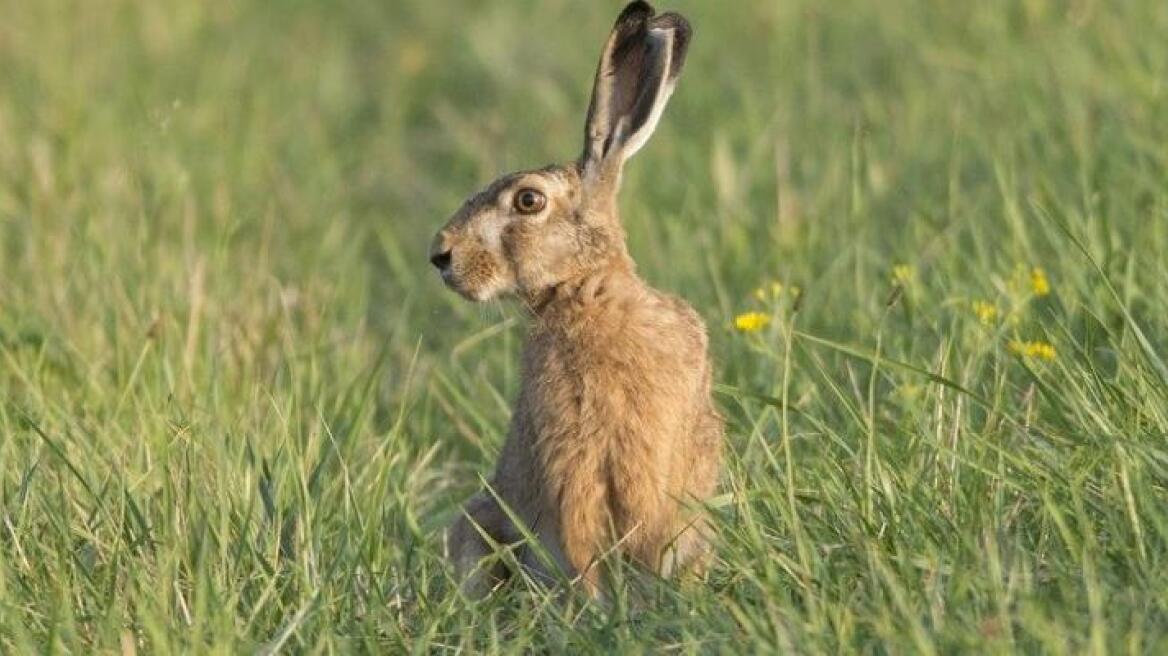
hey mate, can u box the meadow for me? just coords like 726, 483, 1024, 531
2, 0, 1167, 652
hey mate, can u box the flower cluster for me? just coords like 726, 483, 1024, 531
948, 264, 1059, 362
1008, 339, 1056, 361
971, 300, 1000, 326
734, 279, 799, 333
1030, 267, 1050, 297
892, 265, 915, 287
735, 263, 1060, 363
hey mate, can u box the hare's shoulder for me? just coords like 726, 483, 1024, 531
612, 286, 709, 368
589, 284, 709, 376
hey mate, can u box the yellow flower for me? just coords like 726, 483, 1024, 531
1008, 340, 1056, 361
1030, 267, 1050, 297
892, 264, 915, 286
734, 312, 771, 333
972, 300, 1000, 326
1034, 342, 1056, 360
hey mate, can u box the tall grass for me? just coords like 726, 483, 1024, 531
2, 0, 1166, 651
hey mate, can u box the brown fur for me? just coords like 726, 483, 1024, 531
431, 2, 721, 598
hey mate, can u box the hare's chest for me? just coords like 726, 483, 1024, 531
517, 337, 599, 440
518, 328, 685, 459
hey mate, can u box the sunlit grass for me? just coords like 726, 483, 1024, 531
2, 0, 1167, 652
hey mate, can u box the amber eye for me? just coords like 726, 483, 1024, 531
513, 188, 547, 214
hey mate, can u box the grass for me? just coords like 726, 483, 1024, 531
2, 0, 1167, 652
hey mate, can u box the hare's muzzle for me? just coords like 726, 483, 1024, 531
429, 231, 454, 277
429, 248, 452, 273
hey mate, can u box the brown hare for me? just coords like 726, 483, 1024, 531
430, 1, 722, 598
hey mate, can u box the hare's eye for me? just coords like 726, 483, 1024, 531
513, 188, 547, 215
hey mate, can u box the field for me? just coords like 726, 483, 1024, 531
2, 0, 1167, 652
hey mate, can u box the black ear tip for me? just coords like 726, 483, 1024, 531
651, 12, 692, 40
650, 12, 693, 73
617, 1, 655, 25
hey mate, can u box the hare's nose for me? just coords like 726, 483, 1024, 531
430, 248, 452, 272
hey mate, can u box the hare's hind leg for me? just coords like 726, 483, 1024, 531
447, 493, 511, 597
664, 410, 723, 579
661, 517, 714, 578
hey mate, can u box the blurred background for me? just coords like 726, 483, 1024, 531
2, 0, 1167, 651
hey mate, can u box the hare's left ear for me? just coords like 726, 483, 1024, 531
581, 1, 692, 181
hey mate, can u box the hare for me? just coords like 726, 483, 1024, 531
430, 1, 722, 598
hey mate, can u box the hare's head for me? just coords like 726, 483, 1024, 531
429, 1, 691, 303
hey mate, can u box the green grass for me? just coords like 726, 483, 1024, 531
2, 0, 1167, 652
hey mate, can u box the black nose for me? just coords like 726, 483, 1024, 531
430, 249, 452, 271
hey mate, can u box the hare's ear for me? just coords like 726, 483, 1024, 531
581, 1, 692, 181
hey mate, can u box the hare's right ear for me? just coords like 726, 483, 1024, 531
580, 1, 692, 184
